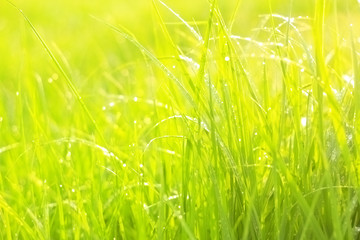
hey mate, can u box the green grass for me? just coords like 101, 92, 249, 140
1, 0, 360, 239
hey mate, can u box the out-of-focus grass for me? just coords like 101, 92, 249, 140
1, 0, 360, 239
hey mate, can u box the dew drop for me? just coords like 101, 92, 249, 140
301, 117, 307, 127
331, 87, 338, 95
224, 56, 230, 61
52, 73, 58, 80
133, 97, 138, 102
66, 151, 71, 160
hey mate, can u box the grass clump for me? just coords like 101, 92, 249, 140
1, 0, 360, 239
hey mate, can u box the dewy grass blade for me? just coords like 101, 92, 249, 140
157, 0, 203, 42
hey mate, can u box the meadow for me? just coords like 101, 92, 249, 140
1, 0, 360, 239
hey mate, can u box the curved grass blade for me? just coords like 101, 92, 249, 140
7, 1, 106, 145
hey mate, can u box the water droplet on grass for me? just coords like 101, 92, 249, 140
331, 86, 338, 95
123, 163, 126, 167
66, 151, 71, 160
133, 97, 138, 102
301, 117, 307, 127
72, 189, 75, 193
224, 56, 230, 61
109, 102, 115, 107
343, 74, 354, 87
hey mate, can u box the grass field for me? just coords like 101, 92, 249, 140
1, 0, 360, 239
